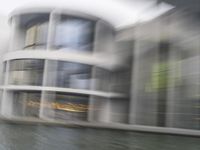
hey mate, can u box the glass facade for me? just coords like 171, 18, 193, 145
131, 13, 200, 129
12, 91, 41, 117
9, 59, 44, 86
0, 62, 6, 85
131, 40, 159, 126
12, 13, 95, 52
166, 40, 200, 129
110, 70, 131, 94
44, 92, 89, 121
54, 16, 95, 52
46, 60, 92, 89
0, 90, 2, 112
7, 59, 112, 91
10, 13, 50, 51
24, 22, 48, 50
1, 11, 132, 126
92, 67, 111, 92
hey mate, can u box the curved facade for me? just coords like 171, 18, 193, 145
0, 7, 128, 122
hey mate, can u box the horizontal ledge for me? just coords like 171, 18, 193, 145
3, 50, 112, 70
0, 85, 127, 98
1, 116, 200, 137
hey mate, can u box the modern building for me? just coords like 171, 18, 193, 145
0, 6, 130, 123
0, 2, 199, 132
123, 8, 200, 130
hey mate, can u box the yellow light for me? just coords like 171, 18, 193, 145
26, 100, 88, 112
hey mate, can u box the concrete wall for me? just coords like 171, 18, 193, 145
128, 9, 200, 129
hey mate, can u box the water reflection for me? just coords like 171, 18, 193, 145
0, 123, 199, 150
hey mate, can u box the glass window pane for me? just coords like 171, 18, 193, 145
36, 22, 48, 45
24, 22, 48, 50
25, 25, 37, 47
54, 17, 95, 52
9, 59, 44, 86
44, 92, 89, 121
12, 91, 41, 118
47, 61, 92, 89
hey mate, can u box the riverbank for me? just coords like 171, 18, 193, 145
0, 116, 200, 137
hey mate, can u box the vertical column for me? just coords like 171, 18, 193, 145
128, 35, 140, 124
87, 68, 97, 122
9, 16, 26, 51
88, 20, 99, 122
1, 61, 13, 117
8, 16, 18, 51
129, 21, 160, 125
88, 20, 114, 122
39, 10, 60, 120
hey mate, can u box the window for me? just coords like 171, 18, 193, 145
44, 92, 89, 121
47, 61, 92, 89
12, 91, 41, 117
24, 22, 48, 49
9, 59, 44, 85
54, 16, 95, 52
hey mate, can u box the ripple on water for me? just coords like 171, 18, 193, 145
0, 123, 199, 150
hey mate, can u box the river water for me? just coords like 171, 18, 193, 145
0, 123, 199, 150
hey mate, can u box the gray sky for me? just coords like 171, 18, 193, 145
0, 0, 174, 28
